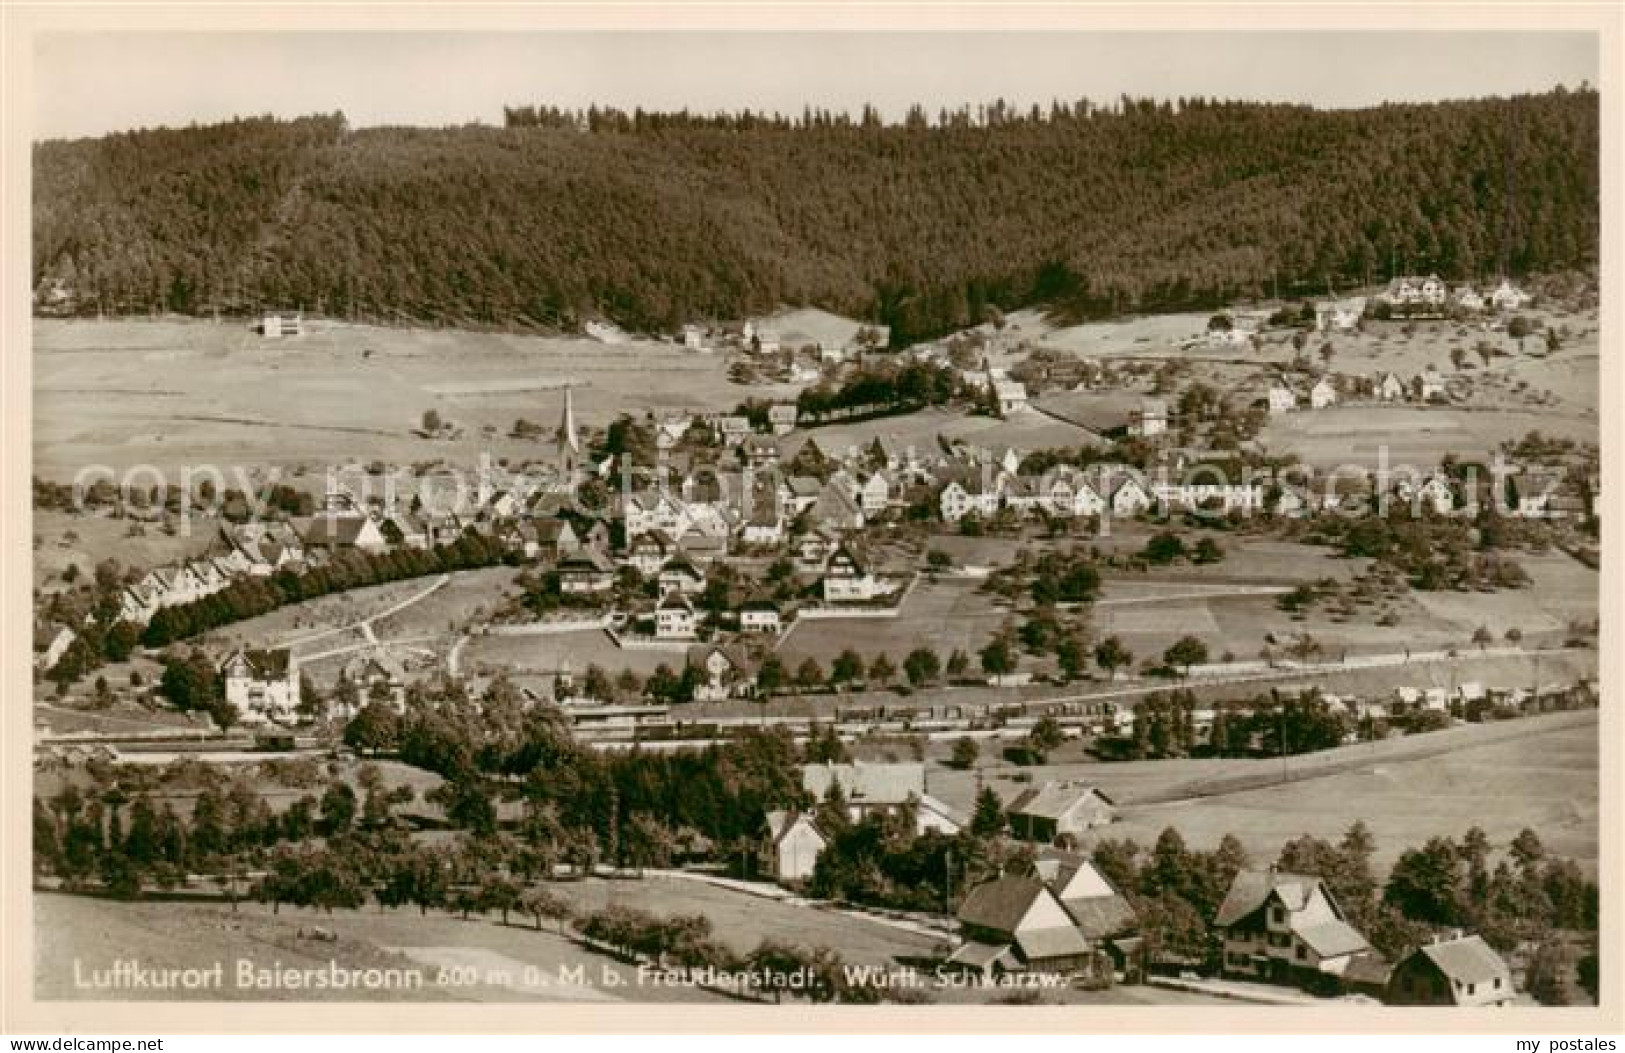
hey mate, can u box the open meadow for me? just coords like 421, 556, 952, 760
930, 709, 1599, 880
33, 318, 770, 480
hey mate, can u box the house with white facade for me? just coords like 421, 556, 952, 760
220, 648, 301, 724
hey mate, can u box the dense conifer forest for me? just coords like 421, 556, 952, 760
32, 89, 1597, 345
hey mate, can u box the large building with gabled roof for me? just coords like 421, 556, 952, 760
1215, 868, 1372, 988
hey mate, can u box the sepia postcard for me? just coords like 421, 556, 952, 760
2, 2, 1620, 1037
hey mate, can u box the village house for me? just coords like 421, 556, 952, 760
1128, 398, 1169, 438
1215, 869, 1372, 989
762, 810, 827, 883
738, 600, 783, 635
220, 647, 301, 724
993, 377, 1030, 415
33, 624, 76, 673
532, 518, 582, 561
767, 403, 799, 435
809, 479, 866, 533
1489, 279, 1531, 312
220, 520, 305, 575
1374, 371, 1408, 402
686, 643, 758, 702
793, 527, 839, 573
742, 435, 780, 471
1097, 469, 1154, 517
1309, 376, 1339, 409
1507, 471, 1559, 518
380, 511, 431, 551
341, 650, 407, 712
1032, 848, 1142, 975
1414, 367, 1448, 402
1381, 274, 1448, 309
655, 590, 699, 640
680, 323, 708, 351
626, 530, 678, 576
779, 475, 824, 518
946, 875, 1098, 980
787, 360, 820, 384
714, 415, 753, 446
1006, 783, 1116, 844
801, 761, 961, 834
300, 512, 388, 555
658, 554, 707, 596
558, 549, 617, 595
821, 544, 881, 603
1040, 468, 1106, 519
1150, 481, 1266, 516
1267, 380, 1300, 415
259, 311, 303, 338
1315, 297, 1366, 333
1394, 472, 1456, 515
1455, 285, 1486, 312
1386, 933, 1514, 1007
741, 505, 785, 546
624, 490, 691, 538
856, 471, 893, 517
939, 471, 1004, 523
752, 327, 782, 356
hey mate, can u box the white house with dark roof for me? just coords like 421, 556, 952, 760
1385, 932, 1514, 1006
739, 601, 783, 634
821, 544, 880, 603
686, 643, 759, 702
1215, 869, 1371, 987
655, 590, 698, 640
220, 647, 300, 724
558, 548, 617, 594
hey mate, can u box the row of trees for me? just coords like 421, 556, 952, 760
142, 531, 514, 648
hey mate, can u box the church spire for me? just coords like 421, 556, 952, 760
558, 384, 580, 456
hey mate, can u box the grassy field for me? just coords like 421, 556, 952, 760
32, 510, 222, 592
1257, 404, 1598, 473
777, 578, 1011, 668
929, 709, 1598, 879
33, 318, 763, 480
33, 893, 716, 1002
34, 882, 1241, 1006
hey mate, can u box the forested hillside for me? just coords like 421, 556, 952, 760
32, 90, 1598, 345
